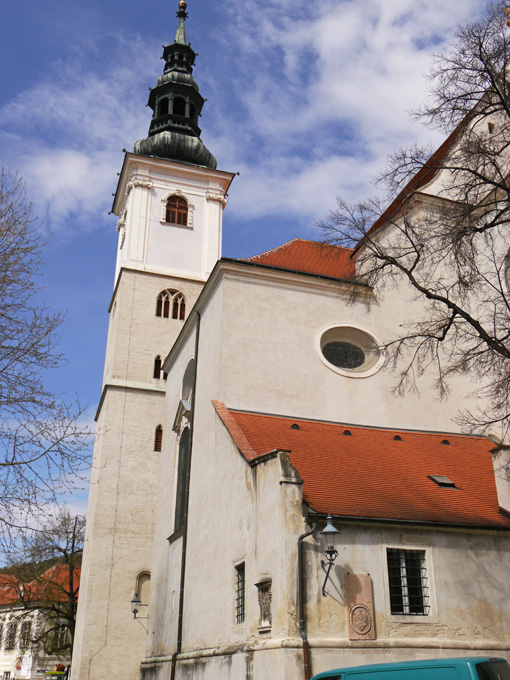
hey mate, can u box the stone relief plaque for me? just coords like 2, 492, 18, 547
344, 572, 376, 640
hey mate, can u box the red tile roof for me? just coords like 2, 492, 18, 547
212, 402, 510, 529
242, 238, 355, 280
0, 565, 80, 606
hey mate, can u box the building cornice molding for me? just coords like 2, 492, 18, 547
112, 152, 236, 216
95, 381, 165, 421
140, 636, 510, 663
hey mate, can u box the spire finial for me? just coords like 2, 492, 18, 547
174, 0, 189, 45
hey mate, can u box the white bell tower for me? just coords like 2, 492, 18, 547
72, 3, 234, 679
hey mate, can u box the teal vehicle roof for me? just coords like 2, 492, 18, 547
312, 657, 506, 678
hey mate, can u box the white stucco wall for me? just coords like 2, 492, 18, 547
144, 260, 510, 680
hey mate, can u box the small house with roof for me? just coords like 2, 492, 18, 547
0, 566, 79, 680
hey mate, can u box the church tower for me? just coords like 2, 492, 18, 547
71, 5, 234, 679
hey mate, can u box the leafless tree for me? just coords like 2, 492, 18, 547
320, 2, 510, 440
3, 509, 84, 659
0, 166, 90, 536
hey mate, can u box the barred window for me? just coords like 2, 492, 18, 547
387, 548, 429, 616
235, 563, 245, 624
5, 622, 17, 649
165, 195, 188, 226
154, 425, 163, 452
156, 290, 186, 321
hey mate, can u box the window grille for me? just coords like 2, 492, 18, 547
165, 196, 188, 226
235, 563, 245, 624
5, 622, 17, 649
387, 548, 429, 615
154, 425, 163, 452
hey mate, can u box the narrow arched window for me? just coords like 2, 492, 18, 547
153, 356, 168, 380
173, 97, 186, 116
172, 292, 186, 320
154, 425, 163, 452
165, 195, 188, 226
136, 572, 151, 608
156, 290, 172, 318
158, 98, 169, 117
154, 356, 162, 379
174, 427, 191, 531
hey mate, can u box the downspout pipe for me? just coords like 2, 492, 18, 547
298, 524, 316, 680
171, 310, 201, 680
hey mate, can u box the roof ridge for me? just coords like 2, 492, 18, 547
243, 237, 354, 262
242, 237, 301, 261
224, 406, 488, 440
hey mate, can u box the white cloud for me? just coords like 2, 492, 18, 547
0, 1, 488, 235
0, 34, 157, 234
203, 0, 486, 223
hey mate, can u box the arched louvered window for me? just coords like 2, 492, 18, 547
154, 425, 163, 452
165, 195, 188, 226
156, 290, 186, 320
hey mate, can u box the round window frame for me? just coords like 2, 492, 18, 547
316, 323, 385, 378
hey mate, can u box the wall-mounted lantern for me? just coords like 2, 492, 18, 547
319, 514, 340, 596
130, 592, 148, 630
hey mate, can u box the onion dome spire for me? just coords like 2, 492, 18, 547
134, 0, 217, 169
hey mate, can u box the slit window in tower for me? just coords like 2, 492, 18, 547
172, 292, 186, 320
154, 356, 163, 379
173, 97, 186, 116
166, 196, 188, 226
154, 425, 163, 452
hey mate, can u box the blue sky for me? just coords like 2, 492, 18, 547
0, 0, 486, 511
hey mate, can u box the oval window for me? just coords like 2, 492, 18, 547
317, 325, 384, 378
323, 341, 365, 369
